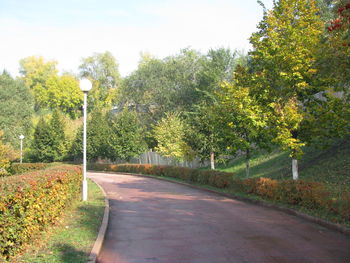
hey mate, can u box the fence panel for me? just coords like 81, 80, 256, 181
97, 151, 209, 168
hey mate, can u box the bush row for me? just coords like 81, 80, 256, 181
8, 163, 54, 176
235, 177, 350, 221
88, 163, 234, 188
0, 165, 82, 260
89, 163, 350, 222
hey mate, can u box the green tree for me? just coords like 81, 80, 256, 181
69, 110, 111, 161
29, 111, 66, 162
29, 118, 54, 162
197, 48, 237, 97
216, 67, 271, 177
19, 56, 58, 110
121, 55, 172, 150
187, 48, 242, 169
249, 0, 347, 179
121, 49, 204, 149
121, 56, 165, 114
49, 110, 67, 161
19, 56, 58, 89
122, 49, 204, 119
107, 109, 147, 161
0, 71, 34, 147
70, 109, 146, 162
79, 51, 121, 109
154, 113, 194, 162
19, 56, 83, 116
187, 103, 224, 169
40, 73, 83, 118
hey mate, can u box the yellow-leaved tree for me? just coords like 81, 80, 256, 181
154, 113, 195, 163
250, 0, 333, 180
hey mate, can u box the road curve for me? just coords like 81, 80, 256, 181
88, 172, 350, 263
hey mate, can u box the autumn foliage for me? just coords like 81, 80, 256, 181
88, 163, 233, 188
8, 163, 53, 175
326, 1, 350, 51
328, 3, 350, 32
0, 165, 82, 260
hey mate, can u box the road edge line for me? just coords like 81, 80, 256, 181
87, 177, 110, 263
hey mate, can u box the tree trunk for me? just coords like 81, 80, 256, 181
210, 152, 215, 170
246, 148, 250, 177
292, 158, 298, 180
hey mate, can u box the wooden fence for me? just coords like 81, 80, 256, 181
97, 151, 210, 168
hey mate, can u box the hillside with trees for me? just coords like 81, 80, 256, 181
0, 0, 348, 184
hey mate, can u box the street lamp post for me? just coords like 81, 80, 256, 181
80, 78, 92, 201
19, 135, 24, 164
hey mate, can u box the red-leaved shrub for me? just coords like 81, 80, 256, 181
0, 165, 82, 259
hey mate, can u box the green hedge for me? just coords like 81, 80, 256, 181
0, 165, 82, 260
89, 163, 350, 222
8, 163, 53, 176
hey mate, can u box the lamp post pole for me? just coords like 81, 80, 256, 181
19, 135, 24, 164
80, 79, 92, 201
82, 91, 88, 201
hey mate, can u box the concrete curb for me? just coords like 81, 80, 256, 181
87, 177, 110, 263
90, 170, 350, 237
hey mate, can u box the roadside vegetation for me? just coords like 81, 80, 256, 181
13, 179, 105, 263
218, 136, 350, 193
0, 164, 105, 262
1, 0, 348, 183
0, 165, 81, 260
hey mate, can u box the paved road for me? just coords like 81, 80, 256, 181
88, 172, 350, 263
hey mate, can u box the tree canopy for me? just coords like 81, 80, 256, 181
19, 56, 82, 116
79, 51, 122, 110
1, 0, 349, 181
0, 71, 34, 148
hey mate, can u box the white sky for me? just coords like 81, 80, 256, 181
0, 0, 273, 77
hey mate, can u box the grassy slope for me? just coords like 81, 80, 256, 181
217, 136, 350, 193
13, 179, 105, 263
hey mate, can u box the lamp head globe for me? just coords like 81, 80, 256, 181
80, 79, 92, 92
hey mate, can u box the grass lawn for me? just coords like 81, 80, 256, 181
216, 136, 350, 194
12, 179, 105, 263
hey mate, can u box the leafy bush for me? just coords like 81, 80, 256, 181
0, 165, 82, 260
240, 178, 329, 208
230, 177, 349, 221
276, 180, 329, 208
88, 163, 234, 189
8, 163, 53, 175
